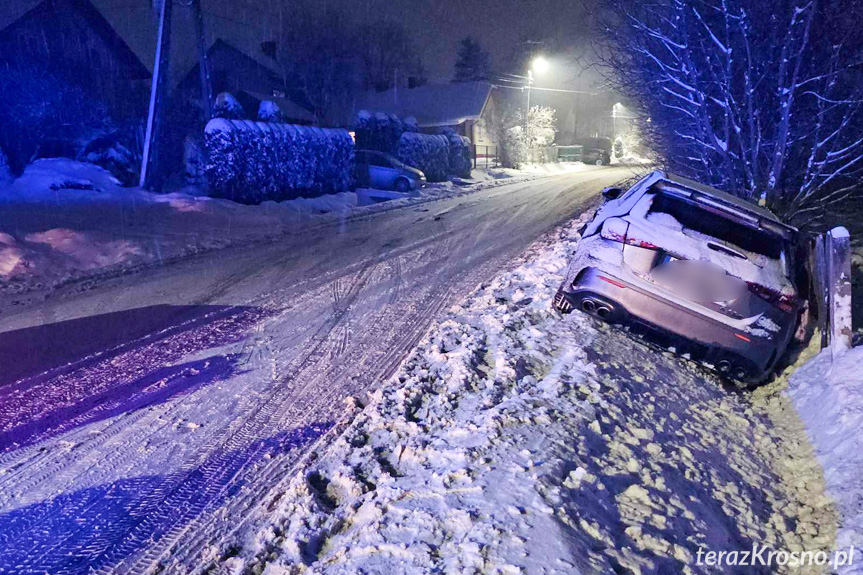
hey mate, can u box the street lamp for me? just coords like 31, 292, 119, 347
525, 56, 549, 149
532, 56, 549, 75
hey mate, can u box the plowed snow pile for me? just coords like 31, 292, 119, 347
206, 214, 836, 575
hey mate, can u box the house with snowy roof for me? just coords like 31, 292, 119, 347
346, 82, 500, 148
0, 0, 312, 123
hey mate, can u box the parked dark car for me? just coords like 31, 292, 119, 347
554, 171, 801, 385
354, 150, 426, 192
582, 147, 612, 166
574, 137, 613, 165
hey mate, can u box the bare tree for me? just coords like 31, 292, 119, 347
278, 4, 427, 122
590, 0, 863, 226
277, 3, 359, 123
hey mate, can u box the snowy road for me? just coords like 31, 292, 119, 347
0, 167, 633, 575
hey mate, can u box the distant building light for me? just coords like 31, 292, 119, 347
349, 131, 356, 142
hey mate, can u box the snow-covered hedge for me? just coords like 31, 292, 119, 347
397, 132, 450, 182
257, 100, 282, 122
447, 133, 472, 178
356, 111, 468, 181
204, 118, 354, 204
213, 92, 245, 120
354, 111, 414, 156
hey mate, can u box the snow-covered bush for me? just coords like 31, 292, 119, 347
258, 100, 282, 122
213, 92, 245, 120
526, 106, 557, 148
0, 58, 112, 175
493, 105, 556, 169
447, 133, 472, 178
397, 132, 450, 182
79, 128, 141, 186
204, 119, 354, 203
500, 126, 527, 169
354, 111, 416, 155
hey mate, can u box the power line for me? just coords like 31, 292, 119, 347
492, 84, 602, 95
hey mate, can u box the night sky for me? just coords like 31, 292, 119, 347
268, 0, 594, 85
382, 0, 593, 83
0, 0, 594, 87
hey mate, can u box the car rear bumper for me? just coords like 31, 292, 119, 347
556, 267, 794, 380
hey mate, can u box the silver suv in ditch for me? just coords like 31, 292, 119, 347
554, 171, 801, 384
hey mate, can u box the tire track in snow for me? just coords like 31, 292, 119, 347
0, 170, 629, 575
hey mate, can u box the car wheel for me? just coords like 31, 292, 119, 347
395, 178, 411, 193
595, 158, 604, 166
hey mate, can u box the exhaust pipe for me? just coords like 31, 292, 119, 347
717, 359, 732, 373
581, 300, 596, 313
596, 306, 611, 319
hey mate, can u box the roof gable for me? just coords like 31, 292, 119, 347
0, 0, 283, 87
0, 0, 149, 79
356, 82, 494, 127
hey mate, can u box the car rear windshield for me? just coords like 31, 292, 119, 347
648, 193, 785, 258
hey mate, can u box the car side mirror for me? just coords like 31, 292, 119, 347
602, 187, 623, 201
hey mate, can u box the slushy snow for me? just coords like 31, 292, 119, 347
204, 211, 837, 575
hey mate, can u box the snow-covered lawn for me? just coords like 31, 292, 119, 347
204, 212, 836, 575
0, 159, 603, 297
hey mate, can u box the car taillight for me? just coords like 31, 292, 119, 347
601, 218, 659, 249
600, 218, 629, 242
625, 237, 660, 249
746, 281, 796, 312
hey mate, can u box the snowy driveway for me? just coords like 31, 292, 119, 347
0, 167, 633, 574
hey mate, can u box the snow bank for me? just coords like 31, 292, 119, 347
209, 210, 834, 575
0, 160, 611, 296
0, 160, 359, 292
785, 346, 863, 575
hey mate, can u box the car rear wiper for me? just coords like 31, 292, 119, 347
707, 241, 748, 260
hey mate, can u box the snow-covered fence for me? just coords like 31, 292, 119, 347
447, 134, 472, 178
204, 118, 354, 204
812, 226, 853, 355
397, 132, 449, 182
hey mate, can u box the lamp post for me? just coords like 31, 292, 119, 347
525, 69, 533, 143
525, 56, 549, 150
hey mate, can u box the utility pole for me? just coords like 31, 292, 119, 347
525, 69, 533, 148
191, 0, 212, 122
140, 0, 173, 190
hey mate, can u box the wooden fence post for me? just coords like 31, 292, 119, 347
827, 226, 853, 355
